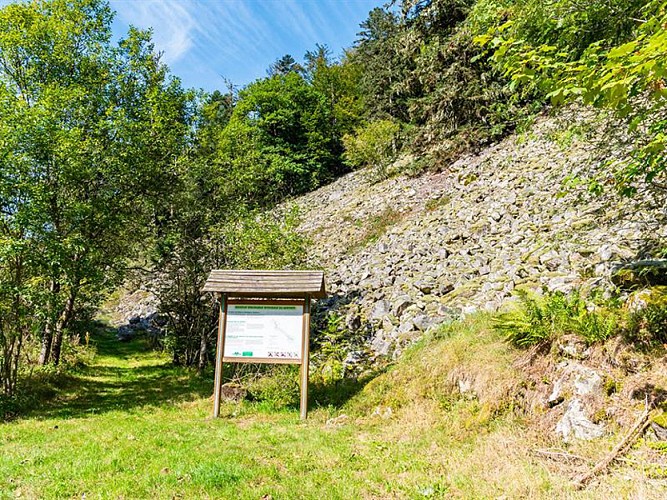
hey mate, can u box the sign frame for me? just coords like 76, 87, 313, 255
212, 294, 312, 419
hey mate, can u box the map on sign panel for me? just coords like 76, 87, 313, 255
224, 303, 303, 360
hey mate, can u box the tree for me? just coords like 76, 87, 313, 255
0, 0, 193, 374
351, 7, 411, 121
215, 72, 340, 205
267, 54, 304, 77
477, 0, 667, 194
304, 45, 364, 139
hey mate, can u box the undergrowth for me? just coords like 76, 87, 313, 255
493, 289, 619, 347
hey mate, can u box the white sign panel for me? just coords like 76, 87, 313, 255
225, 303, 304, 361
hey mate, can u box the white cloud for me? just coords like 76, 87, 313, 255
112, 0, 198, 64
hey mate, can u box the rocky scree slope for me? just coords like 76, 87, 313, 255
292, 110, 666, 361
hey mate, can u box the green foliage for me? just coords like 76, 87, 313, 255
305, 46, 364, 136
311, 312, 349, 384
149, 46, 361, 372
476, 0, 667, 193
350, 0, 535, 164
494, 290, 618, 347
626, 289, 667, 347
153, 203, 307, 369
0, 0, 193, 394
343, 119, 401, 177
245, 365, 300, 409
267, 54, 303, 77
352, 7, 410, 122
216, 207, 308, 270
216, 72, 346, 206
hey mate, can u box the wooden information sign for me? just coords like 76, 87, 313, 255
202, 270, 326, 419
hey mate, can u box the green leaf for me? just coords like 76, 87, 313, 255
607, 41, 638, 59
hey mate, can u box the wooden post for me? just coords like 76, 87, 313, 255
300, 295, 311, 420
213, 293, 228, 418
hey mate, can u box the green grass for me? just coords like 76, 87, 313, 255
1, 320, 664, 498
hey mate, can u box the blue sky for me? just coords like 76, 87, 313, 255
109, 0, 383, 92
0, 0, 382, 91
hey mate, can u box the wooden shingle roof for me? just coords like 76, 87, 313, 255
202, 269, 326, 299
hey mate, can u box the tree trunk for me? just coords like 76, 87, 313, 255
39, 321, 53, 366
39, 280, 60, 366
50, 289, 77, 366
50, 323, 64, 367
197, 326, 209, 374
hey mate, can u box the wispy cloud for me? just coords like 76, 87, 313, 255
113, 0, 198, 64
109, 0, 380, 90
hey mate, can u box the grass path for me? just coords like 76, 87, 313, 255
0, 329, 449, 499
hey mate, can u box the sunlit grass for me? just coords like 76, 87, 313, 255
1, 320, 665, 498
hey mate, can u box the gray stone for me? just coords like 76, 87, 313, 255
413, 313, 438, 332
393, 296, 413, 317
398, 318, 416, 334
548, 362, 602, 408
436, 282, 455, 295
370, 300, 391, 322
268, 106, 667, 362
540, 250, 561, 270
555, 398, 605, 442
461, 305, 478, 317
346, 312, 362, 331
651, 422, 667, 441
371, 334, 391, 356
557, 336, 589, 360
458, 377, 474, 395
573, 366, 602, 396
412, 281, 431, 294
220, 383, 247, 403
344, 351, 364, 366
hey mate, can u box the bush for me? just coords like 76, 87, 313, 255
343, 119, 401, 179
244, 365, 300, 409
494, 289, 618, 347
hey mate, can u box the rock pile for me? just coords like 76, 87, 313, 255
105, 288, 165, 342
292, 111, 667, 359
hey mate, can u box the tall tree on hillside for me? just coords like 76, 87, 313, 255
304, 44, 364, 138
196, 89, 235, 157
352, 7, 411, 121
0, 0, 193, 371
215, 72, 339, 205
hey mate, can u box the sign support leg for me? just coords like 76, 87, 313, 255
213, 293, 227, 418
300, 295, 311, 420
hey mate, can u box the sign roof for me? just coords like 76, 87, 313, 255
202, 269, 326, 298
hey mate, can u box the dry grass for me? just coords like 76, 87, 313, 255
342, 314, 667, 498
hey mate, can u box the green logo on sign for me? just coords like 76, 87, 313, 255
242, 351, 253, 357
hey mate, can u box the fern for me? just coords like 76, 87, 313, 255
494, 289, 619, 347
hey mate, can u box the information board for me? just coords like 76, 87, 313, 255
224, 302, 304, 362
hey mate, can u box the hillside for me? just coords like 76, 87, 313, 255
4, 106, 667, 499
292, 108, 666, 360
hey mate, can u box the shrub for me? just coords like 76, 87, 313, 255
342, 119, 401, 179
626, 304, 667, 348
245, 365, 300, 409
